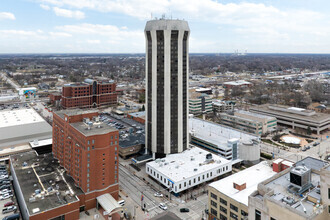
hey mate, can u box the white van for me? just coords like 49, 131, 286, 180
118, 200, 125, 206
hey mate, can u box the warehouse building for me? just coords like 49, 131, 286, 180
146, 147, 232, 194
0, 108, 52, 149
250, 104, 330, 134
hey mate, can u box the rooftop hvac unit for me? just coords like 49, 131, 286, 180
194, 168, 198, 172
83, 118, 90, 124
191, 157, 195, 161
93, 116, 100, 122
290, 165, 311, 189
206, 153, 212, 160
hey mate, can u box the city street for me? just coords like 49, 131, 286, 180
119, 163, 167, 219
119, 161, 209, 220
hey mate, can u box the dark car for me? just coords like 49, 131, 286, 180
180, 208, 190, 213
0, 181, 10, 185
2, 213, 20, 220
0, 185, 10, 190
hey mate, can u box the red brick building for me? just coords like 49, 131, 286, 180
53, 109, 119, 209
61, 79, 117, 109
127, 111, 145, 124
49, 92, 61, 105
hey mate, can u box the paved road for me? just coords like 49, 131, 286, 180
0, 72, 20, 90
119, 160, 210, 220
119, 164, 167, 218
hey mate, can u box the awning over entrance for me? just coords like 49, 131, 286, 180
96, 193, 122, 215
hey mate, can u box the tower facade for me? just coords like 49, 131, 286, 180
145, 19, 190, 158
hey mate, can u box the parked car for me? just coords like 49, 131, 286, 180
3, 202, 14, 207
0, 185, 10, 190
0, 194, 12, 200
0, 175, 8, 180
0, 181, 10, 185
2, 213, 20, 220
2, 206, 16, 214
0, 190, 11, 195
154, 192, 163, 197
180, 208, 190, 213
159, 203, 167, 210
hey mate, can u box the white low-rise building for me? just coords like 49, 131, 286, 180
208, 161, 276, 220
146, 147, 232, 194
189, 117, 260, 163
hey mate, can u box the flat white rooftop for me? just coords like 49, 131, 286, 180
0, 109, 52, 148
0, 108, 44, 128
147, 147, 231, 183
209, 161, 276, 206
29, 138, 52, 148
224, 80, 252, 86
189, 117, 259, 148
235, 110, 275, 120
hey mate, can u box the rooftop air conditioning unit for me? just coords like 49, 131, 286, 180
290, 165, 311, 190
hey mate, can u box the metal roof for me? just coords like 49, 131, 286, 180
96, 193, 122, 215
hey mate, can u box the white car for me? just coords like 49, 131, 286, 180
154, 192, 163, 197
0, 175, 8, 180
159, 203, 167, 210
0, 194, 12, 200
0, 189, 11, 195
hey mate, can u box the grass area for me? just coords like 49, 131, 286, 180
261, 139, 281, 146
278, 141, 300, 148
260, 152, 273, 160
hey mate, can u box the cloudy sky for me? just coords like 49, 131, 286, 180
1, 0, 330, 53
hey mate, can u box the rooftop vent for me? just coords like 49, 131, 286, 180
22, 162, 27, 167
282, 196, 295, 205
206, 153, 212, 160
194, 168, 198, 172
83, 118, 90, 124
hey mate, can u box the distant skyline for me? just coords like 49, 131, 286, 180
1, 0, 330, 53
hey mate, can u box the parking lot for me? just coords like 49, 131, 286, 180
0, 163, 20, 220
99, 113, 145, 137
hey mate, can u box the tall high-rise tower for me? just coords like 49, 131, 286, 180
145, 19, 190, 158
